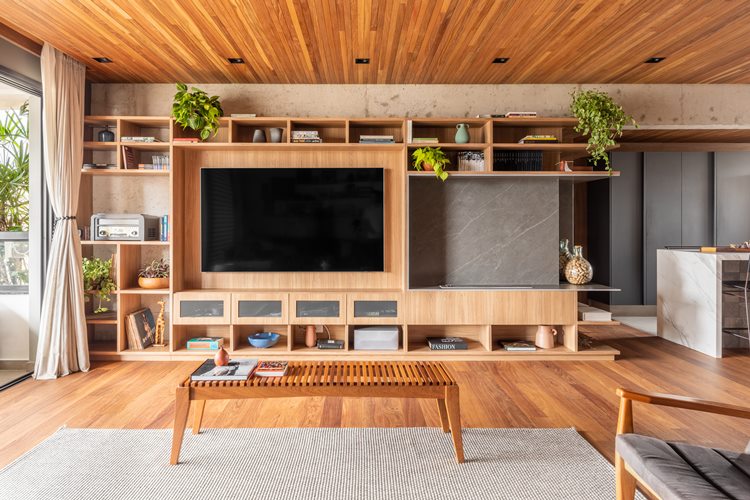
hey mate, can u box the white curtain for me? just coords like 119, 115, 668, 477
34, 43, 88, 379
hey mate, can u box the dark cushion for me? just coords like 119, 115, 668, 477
616, 434, 750, 500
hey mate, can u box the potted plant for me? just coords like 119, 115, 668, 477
570, 89, 637, 172
82, 256, 116, 313
171, 83, 224, 141
412, 146, 450, 181
138, 258, 169, 289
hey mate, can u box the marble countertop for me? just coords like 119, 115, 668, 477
659, 248, 750, 260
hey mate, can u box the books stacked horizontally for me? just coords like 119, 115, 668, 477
427, 337, 468, 350
412, 137, 439, 143
125, 308, 156, 350
255, 360, 289, 377
292, 130, 321, 143
518, 134, 558, 144
359, 134, 395, 144
173, 137, 200, 143
504, 111, 537, 118
186, 337, 224, 350
121, 136, 161, 143
82, 163, 116, 170
578, 303, 612, 322
501, 340, 537, 351
191, 359, 259, 381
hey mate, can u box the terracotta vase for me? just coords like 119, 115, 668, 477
214, 346, 229, 366
305, 325, 317, 348
138, 276, 169, 289
535, 325, 557, 349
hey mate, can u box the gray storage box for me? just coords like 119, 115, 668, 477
353, 326, 399, 351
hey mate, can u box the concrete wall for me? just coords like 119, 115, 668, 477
92, 83, 750, 125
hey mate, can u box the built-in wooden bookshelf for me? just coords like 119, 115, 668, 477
80, 115, 621, 361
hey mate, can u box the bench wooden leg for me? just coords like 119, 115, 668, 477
436, 398, 450, 432
192, 400, 206, 435
170, 386, 190, 465
445, 385, 465, 463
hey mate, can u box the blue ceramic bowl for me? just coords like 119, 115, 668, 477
248, 332, 280, 348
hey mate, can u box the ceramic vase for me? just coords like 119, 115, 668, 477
305, 325, 317, 348
559, 239, 572, 279
535, 325, 557, 349
98, 126, 115, 142
214, 346, 229, 366
455, 123, 470, 144
269, 127, 284, 143
564, 245, 593, 285
252, 129, 266, 143
138, 276, 169, 289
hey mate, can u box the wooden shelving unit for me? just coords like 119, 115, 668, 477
80, 114, 621, 362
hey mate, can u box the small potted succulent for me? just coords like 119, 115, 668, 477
138, 258, 169, 289
82, 256, 116, 313
411, 146, 450, 181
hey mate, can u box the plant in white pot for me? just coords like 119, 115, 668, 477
138, 258, 169, 289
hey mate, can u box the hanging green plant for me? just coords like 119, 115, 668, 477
412, 146, 450, 181
82, 256, 116, 313
570, 89, 636, 172
171, 83, 224, 141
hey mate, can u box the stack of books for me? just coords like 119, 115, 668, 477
82, 163, 116, 170
518, 135, 558, 144
292, 130, 321, 143
121, 136, 161, 143
255, 361, 289, 377
493, 150, 543, 171
191, 359, 258, 381
501, 340, 537, 351
504, 111, 537, 118
427, 337, 468, 350
186, 337, 224, 350
359, 134, 395, 144
125, 308, 156, 350
173, 137, 200, 143
412, 137, 439, 143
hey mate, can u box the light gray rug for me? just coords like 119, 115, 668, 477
0, 427, 632, 500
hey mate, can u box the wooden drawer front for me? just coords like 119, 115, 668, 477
405, 292, 488, 325
291, 293, 346, 324
347, 293, 402, 324
488, 291, 576, 325
173, 292, 231, 325
232, 293, 288, 324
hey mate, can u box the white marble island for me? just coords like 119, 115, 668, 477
657, 248, 750, 357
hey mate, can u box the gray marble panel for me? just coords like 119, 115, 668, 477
409, 177, 558, 287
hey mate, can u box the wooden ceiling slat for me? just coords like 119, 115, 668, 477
3, 0, 750, 84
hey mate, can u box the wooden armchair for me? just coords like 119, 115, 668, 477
615, 387, 750, 500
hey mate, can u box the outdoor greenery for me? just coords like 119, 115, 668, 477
82, 256, 117, 313
412, 146, 450, 181
171, 83, 224, 141
138, 258, 169, 278
570, 89, 636, 171
0, 102, 29, 231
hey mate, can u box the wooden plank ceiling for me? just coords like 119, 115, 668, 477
3, 0, 750, 84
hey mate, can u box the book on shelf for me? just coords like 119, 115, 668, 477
173, 137, 200, 143
291, 138, 323, 143
121, 145, 138, 169
291, 130, 320, 138
493, 150, 543, 171
578, 303, 612, 322
476, 114, 505, 118
427, 337, 469, 350
518, 134, 558, 144
82, 163, 116, 170
125, 308, 156, 350
186, 337, 224, 350
160, 215, 169, 242
359, 134, 395, 144
230, 113, 257, 118
120, 136, 161, 143
406, 119, 413, 143
504, 111, 538, 118
254, 360, 289, 377
501, 340, 537, 351
191, 359, 259, 381
412, 137, 439, 143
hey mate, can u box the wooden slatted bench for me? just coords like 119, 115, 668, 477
170, 360, 464, 464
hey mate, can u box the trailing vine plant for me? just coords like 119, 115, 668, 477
171, 83, 224, 141
412, 146, 450, 181
570, 89, 636, 172
82, 256, 116, 313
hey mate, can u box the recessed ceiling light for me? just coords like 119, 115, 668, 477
228, 57, 244, 64
355, 58, 370, 64
645, 57, 665, 63
93, 57, 112, 63
492, 57, 510, 64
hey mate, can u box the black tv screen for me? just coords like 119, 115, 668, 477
201, 168, 384, 272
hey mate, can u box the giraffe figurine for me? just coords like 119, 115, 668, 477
154, 299, 167, 347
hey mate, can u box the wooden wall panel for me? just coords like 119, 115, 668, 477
4, 1, 750, 84
488, 291, 577, 325
177, 149, 404, 291
405, 292, 489, 325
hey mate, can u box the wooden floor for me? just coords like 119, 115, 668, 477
1, 325, 749, 469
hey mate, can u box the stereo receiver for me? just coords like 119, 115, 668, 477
91, 213, 160, 241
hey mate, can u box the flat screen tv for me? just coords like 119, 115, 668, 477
201, 168, 384, 272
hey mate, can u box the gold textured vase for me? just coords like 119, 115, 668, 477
564, 245, 593, 285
